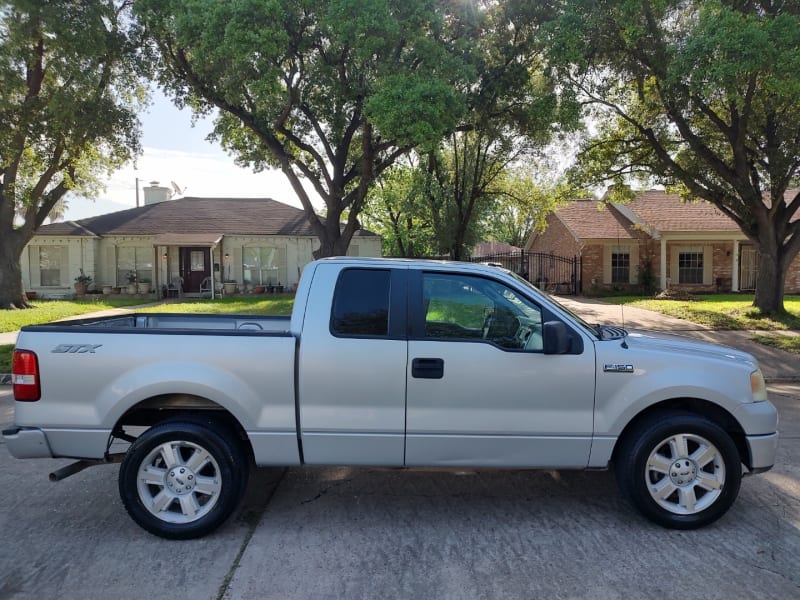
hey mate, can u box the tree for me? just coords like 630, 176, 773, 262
548, 0, 800, 314
137, 0, 478, 258
484, 172, 565, 249
0, 0, 145, 309
363, 0, 579, 261
361, 159, 438, 257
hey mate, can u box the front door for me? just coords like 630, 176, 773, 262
740, 245, 758, 291
405, 270, 596, 468
180, 247, 211, 293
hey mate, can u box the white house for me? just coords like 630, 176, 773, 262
22, 185, 381, 297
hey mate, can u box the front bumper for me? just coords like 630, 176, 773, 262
2, 427, 54, 459
745, 432, 778, 473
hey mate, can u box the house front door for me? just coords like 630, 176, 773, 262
180, 247, 211, 293
740, 245, 758, 292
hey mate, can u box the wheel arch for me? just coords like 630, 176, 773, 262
611, 397, 750, 469
113, 394, 255, 463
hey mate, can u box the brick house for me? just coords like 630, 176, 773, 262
22, 185, 380, 298
526, 190, 800, 294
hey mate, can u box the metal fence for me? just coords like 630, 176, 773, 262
470, 251, 580, 295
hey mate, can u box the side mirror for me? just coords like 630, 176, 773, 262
543, 321, 570, 355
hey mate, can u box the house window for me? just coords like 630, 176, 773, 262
37, 246, 64, 286
242, 247, 287, 285
117, 247, 153, 285
678, 247, 704, 284
611, 247, 631, 284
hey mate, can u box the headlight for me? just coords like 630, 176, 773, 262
750, 369, 767, 402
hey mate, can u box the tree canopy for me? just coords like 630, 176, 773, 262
548, 0, 800, 313
136, 0, 479, 258
0, 0, 146, 309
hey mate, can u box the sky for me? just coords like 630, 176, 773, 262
63, 89, 316, 221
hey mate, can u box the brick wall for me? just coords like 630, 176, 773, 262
785, 254, 800, 293
528, 214, 581, 257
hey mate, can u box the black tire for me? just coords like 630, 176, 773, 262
615, 411, 741, 529
119, 419, 249, 539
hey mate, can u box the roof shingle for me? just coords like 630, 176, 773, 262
35, 197, 375, 237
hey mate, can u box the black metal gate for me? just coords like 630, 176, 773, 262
470, 250, 580, 295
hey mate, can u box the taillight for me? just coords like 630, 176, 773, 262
12, 350, 41, 402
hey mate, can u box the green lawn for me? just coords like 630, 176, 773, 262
603, 294, 800, 330
751, 333, 800, 354
0, 344, 12, 372
0, 298, 148, 333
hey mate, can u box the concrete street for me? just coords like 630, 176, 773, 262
2, 296, 800, 598
1, 385, 798, 600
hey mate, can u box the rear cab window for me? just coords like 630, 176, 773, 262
330, 268, 391, 336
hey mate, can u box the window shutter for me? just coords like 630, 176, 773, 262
29, 247, 41, 287
233, 247, 243, 281
107, 246, 116, 285
60, 246, 71, 286
703, 246, 713, 285
629, 245, 639, 284
276, 246, 287, 284
670, 246, 679, 284
602, 246, 612, 284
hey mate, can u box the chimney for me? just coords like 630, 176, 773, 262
143, 181, 173, 205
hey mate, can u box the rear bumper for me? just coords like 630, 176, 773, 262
745, 432, 778, 473
2, 427, 54, 459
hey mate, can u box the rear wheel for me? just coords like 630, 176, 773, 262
119, 419, 249, 539
615, 412, 741, 529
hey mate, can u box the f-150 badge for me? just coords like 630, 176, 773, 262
604, 364, 634, 373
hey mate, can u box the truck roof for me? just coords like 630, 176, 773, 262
314, 256, 511, 276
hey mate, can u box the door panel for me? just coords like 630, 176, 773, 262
298, 264, 408, 466
405, 271, 596, 468
180, 247, 210, 292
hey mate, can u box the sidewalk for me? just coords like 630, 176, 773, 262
556, 296, 800, 383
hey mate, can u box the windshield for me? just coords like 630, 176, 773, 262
509, 271, 600, 338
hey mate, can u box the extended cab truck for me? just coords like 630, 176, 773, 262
3, 258, 778, 539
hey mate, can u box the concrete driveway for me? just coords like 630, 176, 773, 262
1, 386, 799, 600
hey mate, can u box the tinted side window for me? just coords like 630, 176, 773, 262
423, 272, 542, 350
331, 269, 391, 336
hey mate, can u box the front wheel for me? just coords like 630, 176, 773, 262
119, 419, 249, 539
615, 412, 741, 529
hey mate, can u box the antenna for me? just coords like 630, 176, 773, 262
612, 198, 629, 349
171, 181, 187, 197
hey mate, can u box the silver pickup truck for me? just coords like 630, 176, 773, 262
3, 258, 778, 538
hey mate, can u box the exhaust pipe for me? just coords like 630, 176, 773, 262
49, 454, 125, 482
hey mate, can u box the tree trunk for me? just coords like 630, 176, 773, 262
0, 234, 30, 309
312, 214, 354, 259
752, 242, 788, 315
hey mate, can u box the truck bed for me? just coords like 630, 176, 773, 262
22, 313, 292, 334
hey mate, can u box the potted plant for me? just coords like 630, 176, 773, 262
223, 279, 237, 295
102, 284, 113, 295
125, 271, 137, 295
137, 277, 151, 295
74, 270, 92, 297
254, 283, 266, 294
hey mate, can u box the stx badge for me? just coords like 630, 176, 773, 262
52, 344, 103, 354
